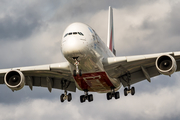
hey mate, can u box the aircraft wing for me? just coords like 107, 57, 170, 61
0, 62, 76, 92
102, 51, 180, 87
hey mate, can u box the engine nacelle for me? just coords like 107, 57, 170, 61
155, 55, 177, 76
4, 70, 25, 91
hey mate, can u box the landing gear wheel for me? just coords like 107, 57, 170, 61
107, 92, 112, 100
80, 91, 94, 103
80, 95, 85, 103
73, 70, 76, 76
60, 94, 64, 102
60, 90, 72, 102
88, 94, 93, 102
67, 93, 72, 102
131, 87, 135, 95
115, 92, 120, 99
124, 86, 135, 96
124, 88, 128, 96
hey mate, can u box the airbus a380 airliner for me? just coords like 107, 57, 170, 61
1, 6, 180, 103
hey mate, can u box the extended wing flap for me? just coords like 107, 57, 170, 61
120, 66, 160, 87
24, 76, 76, 92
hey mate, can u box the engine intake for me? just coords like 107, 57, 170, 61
4, 70, 25, 91
155, 55, 177, 76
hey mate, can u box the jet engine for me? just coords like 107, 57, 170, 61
155, 54, 177, 76
4, 70, 25, 91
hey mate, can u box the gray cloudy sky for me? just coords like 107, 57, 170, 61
0, 0, 180, 120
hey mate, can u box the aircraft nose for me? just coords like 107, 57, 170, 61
61, 36, 87, 57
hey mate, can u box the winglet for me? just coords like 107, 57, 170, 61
107, 6, 116, 56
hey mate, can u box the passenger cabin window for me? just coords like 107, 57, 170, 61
64, 32, 84, 37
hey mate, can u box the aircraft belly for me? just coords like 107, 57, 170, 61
73, 71, 121, 92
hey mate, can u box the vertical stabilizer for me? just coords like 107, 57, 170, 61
107, 6, 116, 56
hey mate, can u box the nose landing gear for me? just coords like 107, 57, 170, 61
73, 57, 82, 76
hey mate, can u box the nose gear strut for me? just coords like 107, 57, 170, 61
73, 57, 82, 76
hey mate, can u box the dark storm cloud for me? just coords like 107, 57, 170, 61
0, 14, 42, 40
0, 1, 46, 40
0, 0, 65, 41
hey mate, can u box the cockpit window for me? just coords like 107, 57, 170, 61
64, 33, 68, 37
78, 32, 84, 36
64, 32, 84, 37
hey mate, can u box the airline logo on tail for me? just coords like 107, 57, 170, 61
109, 25, 113, 51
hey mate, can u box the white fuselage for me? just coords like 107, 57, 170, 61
61, 23, 121, 93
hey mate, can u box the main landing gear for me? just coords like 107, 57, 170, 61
124, 86, 135, 96
73, 57, 82, 76
121, 71, 135, 96
60, 90, 72, 102
80, 90, 93, 103
106, 88, 120, 100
